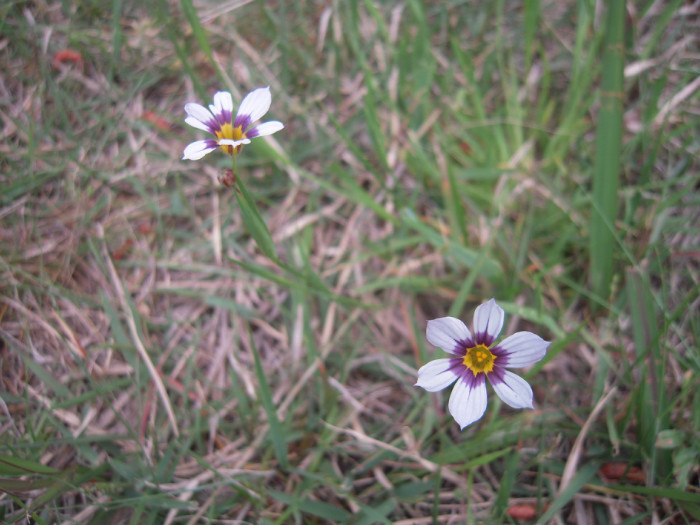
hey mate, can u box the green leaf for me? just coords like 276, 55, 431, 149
235, 178, 278, 260
492, 449, 521, 520
536, 463, 598, 524
180, 0, 215, 66
267, 490, 352, 521
589, 0, 625, 301
0, 456, 61, 476
679, 501, 700, 521
249, 331, 288, 470
655, 429, 686, 449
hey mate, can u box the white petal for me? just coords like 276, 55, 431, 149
184, 116, 213, 133
473, 298, 504, 344
237, 86, 272, 122
211, 91, 233, 114
491, 370, 534, 409
182, 140, 217, 160
496, 332, 549, 368
426, 317, 471, 355
448, 376, 488, 429
415, 359, 459, 392
219, 138, 251, 147
251, 121, 284, 137
184, 103, 215, 131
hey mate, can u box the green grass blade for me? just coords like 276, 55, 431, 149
179, 0, 217, 75
235, 178, 278, 260
536, 463, 599, 524
590, 0, 625, 301
110, 0, 125, 80
523, 0, 540, 70
248, 331, 288, 470
148, 0, 204, 94
0, 456, 61, 476
491, 448, 521, 520
626, 267, 672, 481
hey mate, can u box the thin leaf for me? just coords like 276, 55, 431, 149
249, 331, 288, 470
0, 456, 60, 476
536, 463, 598, 524
235, 178, 278, 260
590, 0, 625, 300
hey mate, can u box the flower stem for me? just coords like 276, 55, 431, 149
233, 167, 278, 260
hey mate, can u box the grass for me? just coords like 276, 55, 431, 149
590, 0, 625, 301
1, 0, 699, 523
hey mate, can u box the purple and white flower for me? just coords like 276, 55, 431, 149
182, 86, 284, 161
416, 298, 550, 429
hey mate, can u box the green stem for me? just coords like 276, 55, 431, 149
231, 156, 278, 260
590, 0, 625, 305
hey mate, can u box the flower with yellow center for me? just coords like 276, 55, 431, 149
182, 87, 284, 161
463, 344, 495, 374
416, 299, 550, 429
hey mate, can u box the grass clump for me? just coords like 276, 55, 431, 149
0, 0, 698, 523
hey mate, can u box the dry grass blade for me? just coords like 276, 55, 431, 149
323, 422, 468, 492
559, 386, 618, 496
96, 223, 179, 438
654, 74, 700, 126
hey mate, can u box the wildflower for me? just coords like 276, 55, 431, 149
182, 86, 284, 161
416, 298, 549, 429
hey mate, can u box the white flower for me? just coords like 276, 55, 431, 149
182, 86, 284, 160
416, 299, 550, 429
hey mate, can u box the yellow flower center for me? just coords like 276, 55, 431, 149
462, 344, 495, 374
216, 124, 246, 156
